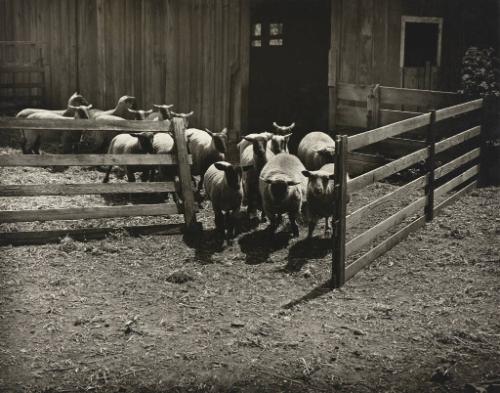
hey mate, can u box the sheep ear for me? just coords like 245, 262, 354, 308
86, 104, 93, 110
166, 104, 174, 109
221, 128, 228, 135
145, 109, 154, 115
272, 122, 279, 129
302, 170, 312, 178
283, 133, 292, 141
286, 180, 301, 186
260, 177, 273, 184
288, 122, 296, 130
153, 104, 161, 110
243, 136, 255, 142
214, 161, 231, 171
127, 108, 137, 114
205, 128, 214, 136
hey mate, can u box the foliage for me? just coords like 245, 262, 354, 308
459, 46, 500, 99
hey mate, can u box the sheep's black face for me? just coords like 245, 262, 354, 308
136, 132, 155, 154
252, 137, 268, 158
69, 95, 89, 107
318, 147, 336, 162
213, 133, 227, 154
269, 181, 289, 202
302, 170, 335, 198
270, 134, 291, 154
225, 166, 242, 191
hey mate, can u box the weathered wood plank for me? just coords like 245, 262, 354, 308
380, 86, 459, 109
434, 126, 481, 154
345, 178, 478, 282
0, 65, 45, 73
346, 173, 428, 229
345, 216, 426, 281
345, 195, 427, 257
336, 82, 371, 102
0, 182, 176, 196
434, 148, 480, 180
336, 105, 368, 128
0, 223, 184, 246
434, 165, 479, 196
0, 117, 170, 132
0, 154, 184, 166
348, 146, 429, 193
434, 180, 477, 215
434, 98, 483, 122
379, 109, 422, 126
348, 112, 431, 152
0, 203, 179, 223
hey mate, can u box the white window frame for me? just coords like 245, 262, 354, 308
400, 16, 443, 68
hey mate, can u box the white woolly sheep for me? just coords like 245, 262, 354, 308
259, 153, 307, 237
186, 127, 227, 194
239, 133, 273, 221
203, 161, 243, 240
21, 104, 93, 154
297, 131, 336, 170
102, 132, 155, 183
302, 163, 350, 239
16, 92, 89, 119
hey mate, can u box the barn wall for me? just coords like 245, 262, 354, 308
0, 0, 250, 141
330, 0, 498, 91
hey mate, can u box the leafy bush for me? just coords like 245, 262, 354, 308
459, 47, 500, 99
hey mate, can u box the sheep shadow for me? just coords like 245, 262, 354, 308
283, 237, 332, 273
182, 228, 225, 265
282, 280, 332, 309
238, 228, 291, 265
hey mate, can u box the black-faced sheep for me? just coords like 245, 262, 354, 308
259, 153, 307, 237
203, 161, 243, 240
239, 133, 273, 221
297, 131, 336, 171
102, 132, 155, 183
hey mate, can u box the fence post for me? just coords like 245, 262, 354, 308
332, 135, 348, 288
366, 84, 380, 129
425, 110, 436, 221
172, 118, 199, 232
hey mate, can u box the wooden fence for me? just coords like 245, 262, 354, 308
331, 97, 483, 288
0, 117, 199, 245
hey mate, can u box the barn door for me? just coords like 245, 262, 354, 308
248, 0, 330, 149
400, 17, 443, 93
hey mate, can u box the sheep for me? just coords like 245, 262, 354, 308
16, 92, 89, 119
302, 163, 350, 239
185, 127, 227, 195
272, 121, 295, 135
127, 108, 154, 120
203, 161, 243, 240
21, 104, 93, 154
102, 132, 155, 183
239, 133, 273, 221
259, 153, 307, 237
81, 95, 137, 153
297, 131, 336, 170
147, 104, 174, 121
237, 131, 290, 156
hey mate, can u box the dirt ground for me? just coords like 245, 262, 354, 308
0, 152, 499, 393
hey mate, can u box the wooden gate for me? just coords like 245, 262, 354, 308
0, 117, 199, 245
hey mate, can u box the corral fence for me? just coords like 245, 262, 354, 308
0, 117, 199, 245
330, 86, 485, 288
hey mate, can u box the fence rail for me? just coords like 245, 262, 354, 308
331, 93, 483, 288
0, 116, 199, 243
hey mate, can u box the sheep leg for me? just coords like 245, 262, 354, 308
33, 135, 41, 154
308, 219, 317, 239
214, 210, 225, 237
324, 217, 332, 238
289, 213, 300, 238
140, 169, 150, 182
266, 214, 279, 235
227, 208, 240, 239
102, 166, 112, 183
126, 168, 136, 182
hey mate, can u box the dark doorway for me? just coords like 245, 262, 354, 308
248, 0, 331, 151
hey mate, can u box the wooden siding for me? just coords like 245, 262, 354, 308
0, 0, 250, 142
330, 0, 498, 91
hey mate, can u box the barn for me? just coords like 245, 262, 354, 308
0, 0, 498, 150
